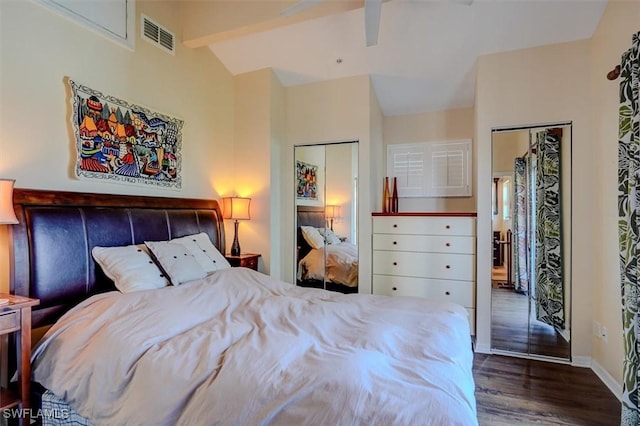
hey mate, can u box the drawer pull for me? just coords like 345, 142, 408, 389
445, 291, 451, 296
393, 224, 398, 228
393, 241, 397, 245
445, 225, 451, 229
445, 242, 451, 247
393, 262, 398, 266
392, 287, 397, 291
445, 265, 451, 269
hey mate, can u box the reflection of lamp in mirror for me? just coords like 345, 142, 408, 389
222, 197, 251, 256
325, 205, 338, 231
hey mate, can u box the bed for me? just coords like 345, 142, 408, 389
9, 189, 477, 426
296, 206, 359, 294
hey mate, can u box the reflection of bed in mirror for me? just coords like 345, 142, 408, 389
296, 206, 358, 294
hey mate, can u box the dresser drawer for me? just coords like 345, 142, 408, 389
372, 234, 475, 254
373, 216, 475, 236
372, 275, 474, 307
0, 310, 19, 333
372, 251, 475, 281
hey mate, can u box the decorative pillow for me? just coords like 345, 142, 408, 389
318, 228, 341, 245
170, 232, 231, 273
92, 244, 169, 293
144, 241, 208, 286
300, 226, 325, 249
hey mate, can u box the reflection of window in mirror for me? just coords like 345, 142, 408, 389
502, 179, 511, 220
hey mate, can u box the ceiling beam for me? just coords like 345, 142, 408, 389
182, 0, 364, 48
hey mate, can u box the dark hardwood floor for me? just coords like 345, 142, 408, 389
473, 353, 620, 425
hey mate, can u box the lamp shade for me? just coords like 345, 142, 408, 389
325, 205, 337, 219
0, 179, 18, 225
222, 197, 251, 221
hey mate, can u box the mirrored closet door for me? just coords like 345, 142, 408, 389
490, 123, 571, 360
294, 142, 359, 294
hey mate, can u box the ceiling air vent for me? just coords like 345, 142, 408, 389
141, 15, 175, 55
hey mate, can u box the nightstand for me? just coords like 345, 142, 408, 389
225, 253, 261, 271
0, 294, 39, 425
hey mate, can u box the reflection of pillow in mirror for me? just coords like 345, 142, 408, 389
318, 228, 341, 245
145, 241, 208, 286
300, 226, 325, 249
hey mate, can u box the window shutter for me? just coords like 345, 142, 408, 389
387, 143, 426, 197
427, 141, 471, 197
387, 140, 471, 198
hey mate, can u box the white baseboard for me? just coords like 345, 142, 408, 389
474, 343, 491, 354
591, 359, 622, 402
571, 355, 591, 368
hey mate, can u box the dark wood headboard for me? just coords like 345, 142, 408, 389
296, 205, 325, 261
9, 189, 225, 328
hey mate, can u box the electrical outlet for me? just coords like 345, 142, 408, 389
593, 321, 601, 338
602, 326, 608, 343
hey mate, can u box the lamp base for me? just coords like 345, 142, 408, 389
230, 220, 241, 256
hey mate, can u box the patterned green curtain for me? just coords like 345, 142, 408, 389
534, 130, 564, 330
618, 31, 639, 426
513, 157, 529, 293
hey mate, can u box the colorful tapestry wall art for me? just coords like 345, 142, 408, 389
69, 79, 183, 189
296, 160, 318, 200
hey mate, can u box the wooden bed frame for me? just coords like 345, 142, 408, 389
5, 189, 226, 415
9, 189, 226, 329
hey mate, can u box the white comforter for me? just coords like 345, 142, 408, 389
298, 242, 359, 286
32, 268, 477, 426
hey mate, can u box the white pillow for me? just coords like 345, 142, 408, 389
92, 244, 169, 293
144, 241, 208, 285
300, 226, 325, 249
170, 232, 231, 273
318, 228, 341, 245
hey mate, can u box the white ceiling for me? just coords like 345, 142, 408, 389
208, 0, 608, 116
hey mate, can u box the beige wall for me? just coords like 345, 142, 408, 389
590, 0, 640, 389
475, 40, 592, 362
383, 108, 475, 212
0, 0, 236, 291
284, 75, 378, 293
492, 131, 528, 174
269, 71, 287, 279
233, 69, 286, 275
491, 130, 527, 239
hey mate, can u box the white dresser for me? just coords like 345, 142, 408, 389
372, 213, 477, 334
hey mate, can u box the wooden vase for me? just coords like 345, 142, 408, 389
383, 177, 390, 213
392, 177, 399, 213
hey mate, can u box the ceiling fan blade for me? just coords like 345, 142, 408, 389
364, 0, 382, 47
280, 0, 325, 17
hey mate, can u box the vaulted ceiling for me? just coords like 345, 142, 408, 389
183, 0, 608, 116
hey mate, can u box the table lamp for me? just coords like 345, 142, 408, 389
222, 197, 251, 256
0, 179, 17, 308
325, 205, 339, 231
0, 179, 17, 226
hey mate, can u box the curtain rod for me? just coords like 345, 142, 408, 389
607, 65, 621, 80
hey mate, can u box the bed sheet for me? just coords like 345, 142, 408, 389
32, 268, 477, 426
